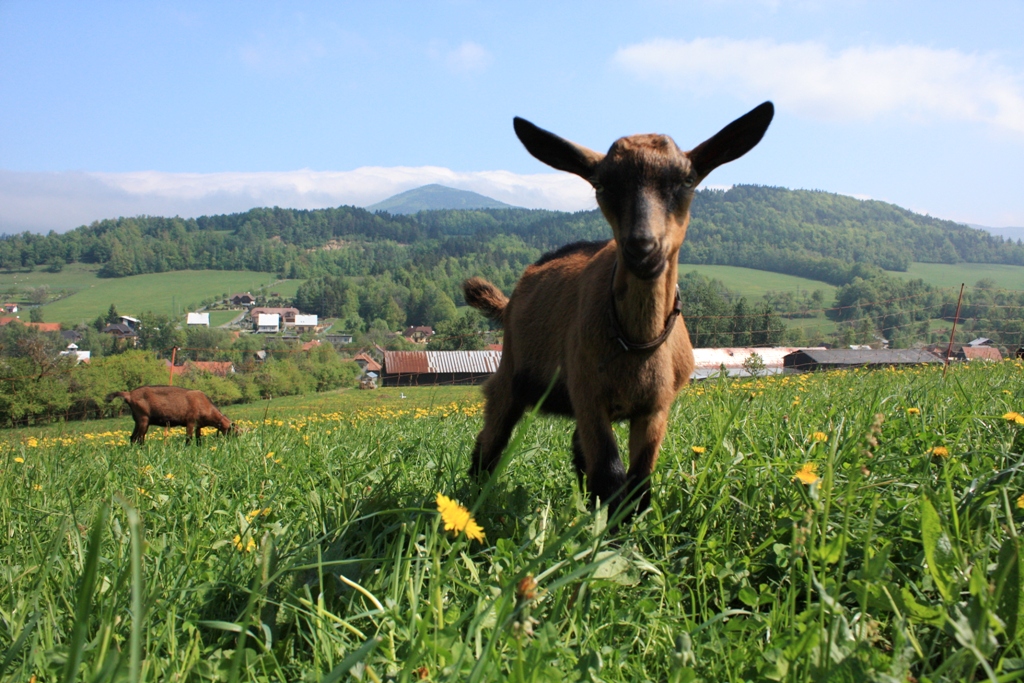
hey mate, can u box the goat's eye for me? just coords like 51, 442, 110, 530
682, 175, 696, 188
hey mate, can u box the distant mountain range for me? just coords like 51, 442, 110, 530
967, 224, 1024, 243
366, 184, 519, 214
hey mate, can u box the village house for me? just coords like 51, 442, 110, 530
290, 314, 319, 333
230, 292, 256, 306
60, 343, 91, 364
326, 333, 354, 346
250, 307, 299, 327
101, 323, 138, 346
352, 352, 382, 374
2, 303, 18, 314
256, 313, 280, 334
955, 345, 1003, 362
186, 312, 210, 327
0, 317, 63, 333
401, 326, 435, 343
119, 315, 140, 330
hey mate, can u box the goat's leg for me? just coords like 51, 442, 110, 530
470, 392, 526, 476
571, 428, 586, 493
185, 423, 195, 444
131, 417, 149, 445
576, 413, 628, 513
194, 426, 202, 446
625, 408, 670, 513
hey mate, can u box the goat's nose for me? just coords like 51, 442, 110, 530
625, 236, 657, 258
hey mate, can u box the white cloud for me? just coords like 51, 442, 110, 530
614, 38, 1024, 133
0, 168, 596, 234
429, 41, 492, 74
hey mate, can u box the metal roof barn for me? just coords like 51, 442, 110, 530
382, 350, 503, 386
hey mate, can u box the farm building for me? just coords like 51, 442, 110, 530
256, 314, 280, 333
956, 346, 1003, 362
2, 303, 18, 313
382, 350, 502, 386
231, 292, 256, 306
0, 318, 61, 333
186, 312, 210, 327
101, 323, 137, 340
690, 347, 817, 380
783, 348, 941, 372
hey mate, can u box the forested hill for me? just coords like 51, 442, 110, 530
1, 185, 1021, 289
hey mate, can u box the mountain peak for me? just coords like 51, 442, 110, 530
367, 184, 519, 214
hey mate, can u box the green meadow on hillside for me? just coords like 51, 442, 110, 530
890, 262, 1024, 291
5, 362, 1024, 681
680, 265, 837, 300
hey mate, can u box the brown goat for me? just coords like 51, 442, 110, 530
106, 385, 234, 445
463, 102, 774, 519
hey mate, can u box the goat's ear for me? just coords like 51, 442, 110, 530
688, 101, 774, 180
514, 117, 604, 180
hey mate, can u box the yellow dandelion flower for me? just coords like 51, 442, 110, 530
436, 493, 485, 542
1017, 493, 1024, 509
691, 446, 706, 454
32, 484, 42, 491
1004, 412, 1024, 425
14, 457, 24, 464
26, 438, 38, 448
811, 432, 828, 443
245, 509, 262, 522
906, 408, 921, 415
793, 462, 820, 485
265, 451, 275, 459
165, 473, 175, 480
233, 534, 257, 553
930, 446, 949, 458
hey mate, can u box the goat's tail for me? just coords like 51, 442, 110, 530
462, 277, 508, 322
105, 391, 130, 403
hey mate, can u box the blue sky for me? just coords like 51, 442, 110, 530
2, 1, 1023, 232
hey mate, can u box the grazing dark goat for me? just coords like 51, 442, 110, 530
106, 385, 234, 445
463, 102, 774, 518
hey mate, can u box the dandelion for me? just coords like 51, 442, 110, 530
793, 462, 820, 485
906, 408, 921, 415
233, 534, 256, 553
930, 446, 949, 458
811, 432, 828, 443
1017, 493, 1024, 509
1004, 412, 1024, 425
14, 457, 24, 464
691, 446, 706, 454
265, 451, 275, 459
165, 473, 175, 480
32, 484, 42, 491
26, 437, 38, 448
436, 493, 485, 542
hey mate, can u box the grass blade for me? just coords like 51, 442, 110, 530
61, 503, 108, 683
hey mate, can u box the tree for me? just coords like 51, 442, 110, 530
29, 307, 43, 323
730, 298, 752, 347
428, 309, 485, 350
105, 304, 120, 325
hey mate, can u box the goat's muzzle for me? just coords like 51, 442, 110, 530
621, 237, 666, 280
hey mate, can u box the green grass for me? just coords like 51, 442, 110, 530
680, 265, 837, 299
889, 262, 1024, 291
208, 310, 243, 327
5, 363, 1024, 680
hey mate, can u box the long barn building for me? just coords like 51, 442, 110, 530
382, 350, 503, 386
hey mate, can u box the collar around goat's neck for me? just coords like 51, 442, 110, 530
609, 259, 682, 352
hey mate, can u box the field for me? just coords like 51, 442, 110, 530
679, 265, 837, 299
889, 262, 1024, 291
25, 269, 296, 327
4, 362, 1024, 681
209, 310, 244, 327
